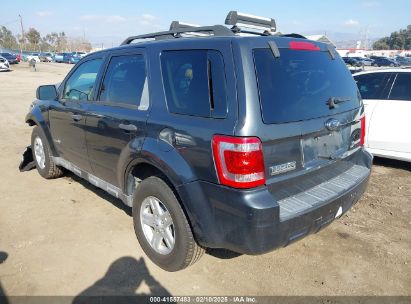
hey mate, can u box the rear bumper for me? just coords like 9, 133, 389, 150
177, 149, 372, 254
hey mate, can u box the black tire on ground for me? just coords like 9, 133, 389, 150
31, 126, 64, 179
132, 176, 204, 271
373, 63, 378, 67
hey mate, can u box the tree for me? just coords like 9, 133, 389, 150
373, 25, 411, 50
56, 32, 67, 51
26, 28, 41, 50
45, 32, 58, 50
0, 26, 18, 49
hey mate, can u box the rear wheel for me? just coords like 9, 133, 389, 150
31, 126, 64, 179
132, 176, 204, 271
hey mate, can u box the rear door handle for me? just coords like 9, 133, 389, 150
119, 123, 138, 132
71, 114, 82, 121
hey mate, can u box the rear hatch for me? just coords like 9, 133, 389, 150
252, 39, 367, 220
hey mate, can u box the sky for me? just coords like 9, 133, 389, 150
1, 0, 410, 47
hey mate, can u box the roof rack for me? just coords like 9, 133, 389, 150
121, 11, 294, 45
225, 11, 276, 34
121, 25, 234, 45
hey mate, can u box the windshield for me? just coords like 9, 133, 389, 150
254, 48, 361, 124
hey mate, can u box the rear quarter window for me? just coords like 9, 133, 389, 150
254, 48, 361, 124
160, 50, 227, 118
389, 73, 411, 101
354, 73, 392, 99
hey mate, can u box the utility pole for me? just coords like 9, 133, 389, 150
18, 14, 24, 55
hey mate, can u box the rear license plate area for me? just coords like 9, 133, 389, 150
302, 127, 350, 166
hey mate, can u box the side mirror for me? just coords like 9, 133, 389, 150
36, 85, 58, 100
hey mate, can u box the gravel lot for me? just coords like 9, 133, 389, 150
0, 62, 410, 298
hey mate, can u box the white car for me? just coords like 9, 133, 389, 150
354, 69, 411, 162
26, 53, 41, 62
0, 56, 10, 71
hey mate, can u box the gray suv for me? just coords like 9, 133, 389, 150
23, 11, 372, 271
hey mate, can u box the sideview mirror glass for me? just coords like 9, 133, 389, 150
36, 85, 58, 100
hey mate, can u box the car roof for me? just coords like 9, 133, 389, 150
353, 68, 411, 76
89, 35, 329, 58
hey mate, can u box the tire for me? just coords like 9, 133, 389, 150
372, 63, 378, 67
31, 126, 64, 179
132, 176, 204, 271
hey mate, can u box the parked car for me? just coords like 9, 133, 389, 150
39, 53, 53, 62
27, 53, 41, 62
396, 56, 411, 67
23, 11, 372, 271
342, 57, 362, 67
372, 57, 399, 67
0, 56, 10, 71
54, 53, 67, 63
71, 51, 87, 58
62, 53, 74, 63
350, 57, 374, 66
354, 69, 411, 162
0, 52, 18, 64
69, 54, 81, 64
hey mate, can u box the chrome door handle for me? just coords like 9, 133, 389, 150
119, 123, 138, 132
71, 114, 82, 121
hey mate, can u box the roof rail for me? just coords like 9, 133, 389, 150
121, 25, 234, 45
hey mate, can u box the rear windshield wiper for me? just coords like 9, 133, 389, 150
326, 97, 351, 109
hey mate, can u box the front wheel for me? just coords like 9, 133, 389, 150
132, 176, 204, 271
31, 126, 64, 179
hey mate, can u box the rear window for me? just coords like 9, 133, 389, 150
254, 48, 361, 124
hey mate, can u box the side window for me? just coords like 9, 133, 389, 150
99, 54, 149, 109
63, 59, 102, 101
160, 50, 227, 118
389, 73, 411, 101
354, 73, 390, 100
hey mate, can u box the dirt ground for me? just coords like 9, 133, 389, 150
0, 62, 410, 298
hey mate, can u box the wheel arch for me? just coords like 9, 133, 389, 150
25, 108, 58, 157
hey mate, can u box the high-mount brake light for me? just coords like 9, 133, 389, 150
289, 41, 321, 51
212, 135, 266, 189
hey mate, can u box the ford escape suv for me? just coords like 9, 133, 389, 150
23, 11, 372, 271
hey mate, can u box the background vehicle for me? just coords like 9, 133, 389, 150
71, 51, 86, 58
39, 53, 53, 62
342, 57, 362, 67
0, 56, 10, 71
372, 57, 399, 67
69, 54, 81, 64
350, 57, 374, 66
396, 56, 411, 67
0, 52, 18, 64
24, 11, 372, 271
62, 53, 74, 63
27, 53, 41, 62
354, 69, 411, 162
54, 53, 65, 63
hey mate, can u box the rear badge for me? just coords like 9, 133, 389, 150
269, 161, 296, 176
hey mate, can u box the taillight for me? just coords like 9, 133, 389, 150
212, 135, 266, 189
289, 41, 320, 51
360, 116, 366, 146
